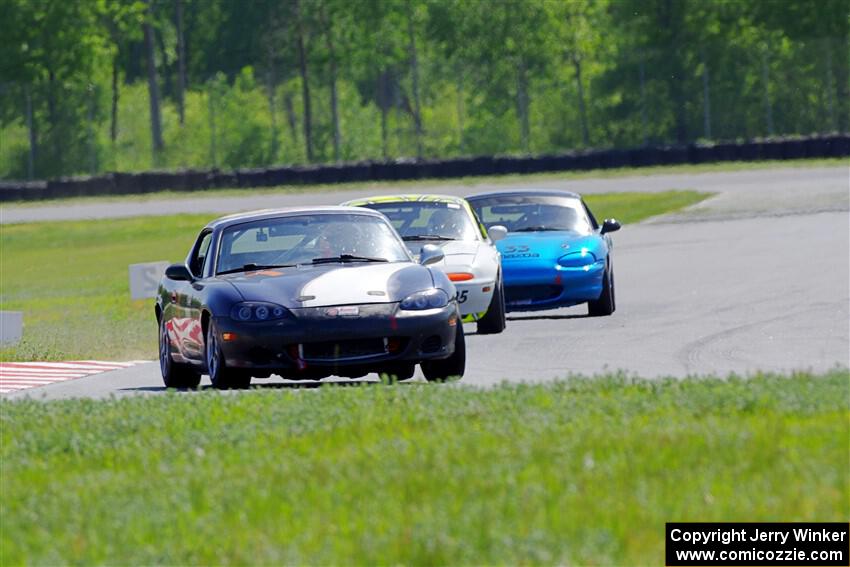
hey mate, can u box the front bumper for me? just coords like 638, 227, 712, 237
454, 277, 496, 319
214, 302, 458, 378
502, 259, 605, 311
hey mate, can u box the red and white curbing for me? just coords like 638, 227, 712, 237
0, 360, 149, 394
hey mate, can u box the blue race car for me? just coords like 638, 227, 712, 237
467, 190, 620, 315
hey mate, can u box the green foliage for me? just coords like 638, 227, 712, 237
0, 0, 847, 179
0, 190, 709, 361
0, 0, 144, 178
1, 370, 847, 564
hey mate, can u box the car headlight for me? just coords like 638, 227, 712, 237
557, 249, 597, 267
400, 289, 449, 310
230, 302, 289, 321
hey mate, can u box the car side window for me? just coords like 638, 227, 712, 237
191, 231, 213, 277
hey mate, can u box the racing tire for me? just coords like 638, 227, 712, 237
421, 323, 466, 382
206, 321, 251, 389
588, 264, 616, 317
476, 276, 506, 335
159, 317, 201, 389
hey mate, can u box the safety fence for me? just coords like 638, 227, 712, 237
1, 134, 847, 202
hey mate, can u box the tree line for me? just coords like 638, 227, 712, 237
1, 0, 847, 180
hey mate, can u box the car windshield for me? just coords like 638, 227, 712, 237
361, 201, 480, 241
216, 213, 410, 274
469, 195, 593, 235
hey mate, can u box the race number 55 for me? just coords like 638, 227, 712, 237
504, 244, 529, 253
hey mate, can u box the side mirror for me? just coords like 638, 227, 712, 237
419, 244, 445, 266
487, 225, 508, 242
600, 219, 621, 235
165, 263, 193, 281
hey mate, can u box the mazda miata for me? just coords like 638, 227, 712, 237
467, 190, 620, 315
342, 194, 507, 334
156, 207, 465, 388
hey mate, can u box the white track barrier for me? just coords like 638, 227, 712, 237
0, 311, 22, 345
129, 261, 170, 300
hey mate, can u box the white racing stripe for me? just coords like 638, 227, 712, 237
76, 360, 137, 367
0, 361, 150, 395
1, 379, 76, 386
0, 374, 89, 380
0, 368, 93, 375
1, 371, 97, 378
1, 362, 132, 371
298, 263, 405, 307
0, 378, 90, 383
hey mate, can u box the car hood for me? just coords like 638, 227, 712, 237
406, 239, 479, 268
219, 262, 434, 308
497, 231, 602, 261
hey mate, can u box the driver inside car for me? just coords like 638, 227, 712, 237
521, 205, 577, 230
315, 222, 379, 259
427, 208, 463, 239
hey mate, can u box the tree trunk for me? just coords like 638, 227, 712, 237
143, 3, 164, 161
111, 54, 119, 143
283, 92, 299, 147
572, 55, 590, 147
294, 0, 313, 162
378, 69, 389, 159
87, 84, 97, 174
208, 88, 217, 166
329, 63, 341, 162
761, 48, 774, 136
639, 52, 648, 146
516, 57, 530, 153
156, 27, 172, 100
456, 65, 464, 154
321, 4, 341, 162
660, 0, 687, 144
823, 40, 836, 131
381, 105, 388, 159
671, 75, 688, 144
406, 1, 423, 159
378, 69, 389, 160
175, 0, 186, 126
701, 47, 711, 140
25, 86, 36, 179
832, 33, 849, 133
266, 46, 278, 161
46, 67, 61, 171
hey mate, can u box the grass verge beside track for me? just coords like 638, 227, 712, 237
0, 190, 710, 361
1, 370, 847, 564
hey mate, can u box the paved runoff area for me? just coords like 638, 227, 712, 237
2, 165, 848, 400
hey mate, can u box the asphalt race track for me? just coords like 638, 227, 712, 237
3, 165, 848, 400
3, 166, 847, 224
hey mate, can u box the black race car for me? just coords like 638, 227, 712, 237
156, 207, 465, 389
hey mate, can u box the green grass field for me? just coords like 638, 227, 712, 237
0, 190, 710, 362
1, 370, 847, 565
3, 157, 842, 209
